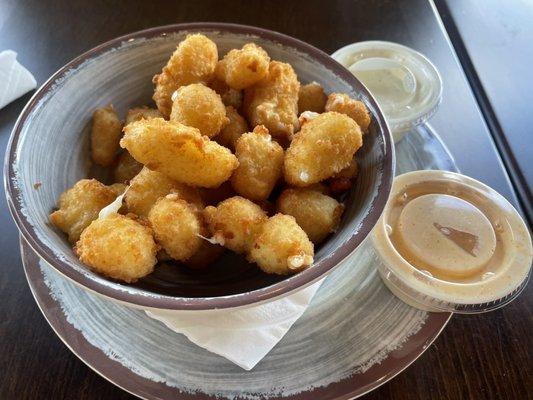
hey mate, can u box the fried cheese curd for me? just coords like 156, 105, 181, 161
50, 179, 118, 243
244, 61, 300, 140
284, 112, 363, 186
209, 77, 243, 109
203, 196, 267, 254
148, 194, 203, 262
75, 213, 158, 283
215, 43, 270, 90
214, 106, 248, 151
332, 158, 358, 179
298, 110, 319, 127
248, 214, 314, 275
170, 83, 229, 138
124, 167, 202, 217
329, 158, 359, 194
121, 118, 238, 188
113, 106, 163, 183
325, 93, 371, 133
108, 183, 127, 196
114, 151, 143, 183
153, 34, 218, 117
49, 37, 377, 282
277, 187, 344, 244
91, 105, 123, 167
231, 125, 284, 201
125, 106, 163, 125
298, 82, 327, 114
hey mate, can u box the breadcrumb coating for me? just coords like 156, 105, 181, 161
248, 214, 314, 275
203, 196, 267, 254
277, 187, 344, 244
284, 112, 362, 186
153, 34, 218, 117
215, 43, 270, 90
76, 214, 157, 283
148, 194, 203, 262
113, 151, 143, 184
50, 179, 118, 243
170, 83, 229, 138
231, 125, 284, 201
91, 104, 123, 167
244, 61, 300, 140
121, 118, 238, 188
325, 93, 371, 133
125, 107, 163, 125
124, 167, 202, 217
214, 106, 248, 151
298, 82, 327, 114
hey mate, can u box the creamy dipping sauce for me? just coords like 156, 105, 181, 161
372, 170, 532, 313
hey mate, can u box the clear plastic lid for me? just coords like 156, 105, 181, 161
372, 170, 532, 313
332, 41, 442, 142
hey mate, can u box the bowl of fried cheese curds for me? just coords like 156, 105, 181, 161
5, 23, 394, 311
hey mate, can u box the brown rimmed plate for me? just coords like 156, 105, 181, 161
22, 124, 455, 399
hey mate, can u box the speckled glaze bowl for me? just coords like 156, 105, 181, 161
5, 23, 394, 311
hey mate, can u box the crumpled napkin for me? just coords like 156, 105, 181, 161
99, 190, 324, 370
146, 279, 324, 370
0, 50, 37, 109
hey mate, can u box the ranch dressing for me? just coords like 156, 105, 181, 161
332, 41, 442, 142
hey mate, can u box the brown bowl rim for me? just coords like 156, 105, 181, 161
4, 22, 394, 310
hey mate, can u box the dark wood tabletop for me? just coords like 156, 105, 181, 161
436, 0, 533, 226
0, 0, 531, 399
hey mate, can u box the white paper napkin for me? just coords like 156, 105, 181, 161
0, 50, 37, 109
146, 279, 324, 370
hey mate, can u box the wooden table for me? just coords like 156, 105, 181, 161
436, 0, 533, 226
0, 0, 531, 399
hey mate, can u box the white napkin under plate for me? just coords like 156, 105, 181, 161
98, 192, 326, 370
146, 279, 323, 370
0, 50, 37, 109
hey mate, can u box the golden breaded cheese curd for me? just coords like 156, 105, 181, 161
244, 61, 300, 140
284, 112, 362, 186
277, 188, 344, 244
125, 167, 202, 217
125, 107, 163, 125
113, 151, 143, 183
332, 158, 359, 179
50, 179, 118, 243
108, 183, 127, 196
170, 83, 229, 137
248, 214, 314, 275
203, 196, 267, 254
298, 111, 319, 127
91, 104, 123, 167
153, 34, 218, 117
75, 214, 157, 283
209, 77, 243, 109
215, 43, 270, 90
148, 195, 203, 262
214, 106, 248, 151
325, 93, 371, 133
121, 118, 238, 188
231, 125, 284, 201
298, 82, 327, 114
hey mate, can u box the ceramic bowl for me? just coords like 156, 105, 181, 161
5, 23, 394, 311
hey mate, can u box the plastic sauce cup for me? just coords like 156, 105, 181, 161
332, 41, 442, 143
